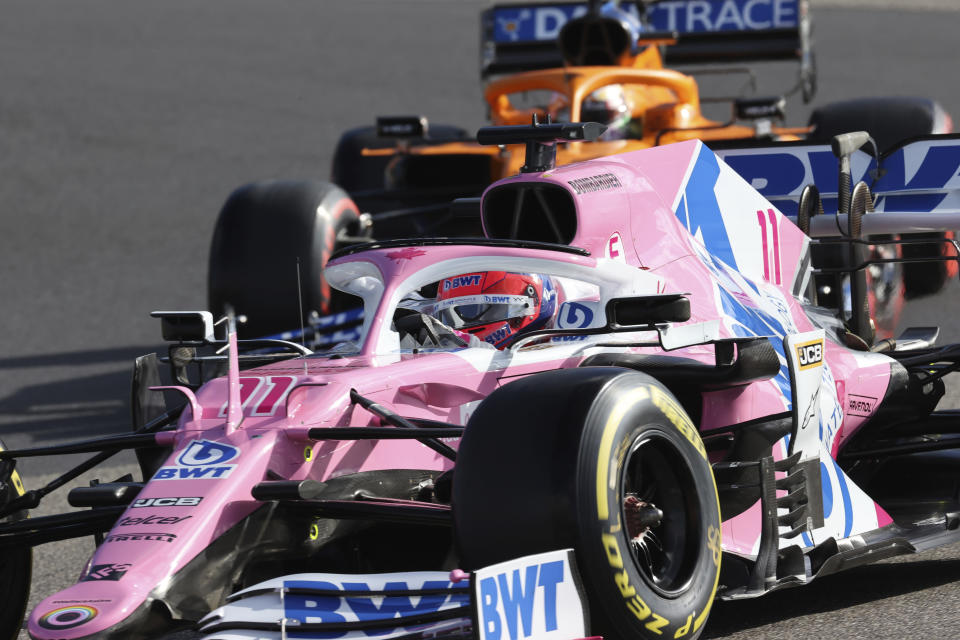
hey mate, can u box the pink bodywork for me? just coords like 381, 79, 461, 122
28, 140, 896, 638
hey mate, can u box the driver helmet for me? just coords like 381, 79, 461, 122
432, 271, 561, 348
581, 85, 631, 140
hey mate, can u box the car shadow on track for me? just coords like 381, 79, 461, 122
0, 345, 166, 444
704, 556, 960, 637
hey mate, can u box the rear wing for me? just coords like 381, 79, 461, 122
712, 134, 960, 217
480, 0, 813, 81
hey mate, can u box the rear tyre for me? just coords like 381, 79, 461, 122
454, 368, 721, 640
808, 96, 950, 152
0, 439, 32, 640
901, 232, 956, 298
867, 237, 904, 339
208, 180, 363, 338
331, 125, 469, 192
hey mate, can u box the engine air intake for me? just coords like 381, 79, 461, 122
482, 183, 577, 245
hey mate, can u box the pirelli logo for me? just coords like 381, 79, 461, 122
796, 339, 824, 370
567, 173, 622, 194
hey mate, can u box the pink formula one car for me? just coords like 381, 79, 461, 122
4, 123, 960, 640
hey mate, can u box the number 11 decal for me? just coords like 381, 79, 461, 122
757, 208, 781, 285
218, 376, 297, 418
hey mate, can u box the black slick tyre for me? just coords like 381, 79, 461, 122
453, 368, 721, 640
807, 96, 949, 153
0, 439, 32, 640
208, 180, 363, 338
331, 125, 469, 192
331, 126, 398, 192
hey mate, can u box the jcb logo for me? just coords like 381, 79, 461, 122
796, 340, 823, 369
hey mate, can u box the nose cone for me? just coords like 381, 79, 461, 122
28, 581, 148, 639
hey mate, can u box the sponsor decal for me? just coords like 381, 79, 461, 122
443, 274, 482, 290
650, 385, 707, 459
490, 0, 797, 43
38, 605, 98, 630
847, 394, 877, 417
131, 496, 202, 508
558, 302, 595, 329
796, 338, 824, 370
282, 577, 469, 626
153, 466, 234, 480
475, 549, 587, 640
154, 440, 239, 481
550, 335, 587, 342
719, 139, 960, 215
52, 600, 113, 604
105, 532, 177, 543
485, 324, 511, 346
177, 439, 238, 466
652, 0, 799, 32
567, 173, 622, 195
495, 8, 533, 42
82, 563, 131, 582
491, 5, 585, 42
117, 514, 191, 527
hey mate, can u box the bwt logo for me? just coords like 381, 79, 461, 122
444, 274, 482, 290
796, 340, 823, 369
485, 325, 511, 345
153, 466, 234, 480
153, 440, 240, 481
559, 302, 594, 329
177, 440, 239, 466
282, 579, 468, 631
478, 560, 566, 640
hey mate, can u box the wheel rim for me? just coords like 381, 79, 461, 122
620, 429, 703, 598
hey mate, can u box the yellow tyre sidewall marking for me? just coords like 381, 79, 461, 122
596, 387, 650, 520
593, 382, 722, 636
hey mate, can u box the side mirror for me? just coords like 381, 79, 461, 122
151, 311, 215, 343
377, 116, 428, 139
735, 96, 786, 121
605, 295, 691, 329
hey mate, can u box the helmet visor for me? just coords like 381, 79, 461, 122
432, 294, 536, 329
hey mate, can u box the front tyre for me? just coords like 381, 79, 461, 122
454, 368, 721, 640
0, 439, 32, 640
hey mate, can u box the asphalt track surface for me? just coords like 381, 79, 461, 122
2, 1, 960, 639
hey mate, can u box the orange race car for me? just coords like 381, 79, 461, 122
330, 1, 817, 215
208, 0, 955, 340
